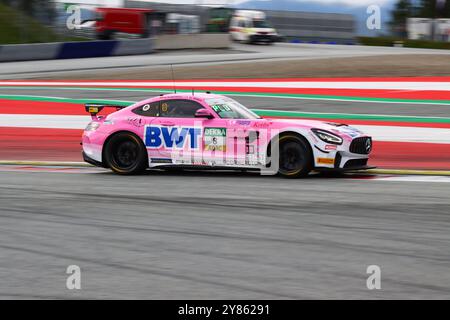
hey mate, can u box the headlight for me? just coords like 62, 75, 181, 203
311, 129, 343, 145
85, 122, 100, 132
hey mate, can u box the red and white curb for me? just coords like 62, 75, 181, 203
1, 113, 450, 145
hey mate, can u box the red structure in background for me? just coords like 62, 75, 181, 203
94, 7, 154, 40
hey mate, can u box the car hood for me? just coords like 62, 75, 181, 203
267, 118, 366, 138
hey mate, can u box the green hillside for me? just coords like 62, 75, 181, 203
0, 3, 82, 44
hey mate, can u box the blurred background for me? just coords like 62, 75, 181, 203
1, 0, 450, 48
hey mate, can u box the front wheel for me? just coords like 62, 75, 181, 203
104, 132, 148, 175
278, 135, 312, 178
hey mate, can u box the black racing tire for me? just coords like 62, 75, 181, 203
277, 134, 313, 178
104, 132, 148, 175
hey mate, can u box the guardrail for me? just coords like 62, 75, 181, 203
0, 33, 231, 62
0, 38, 154, 62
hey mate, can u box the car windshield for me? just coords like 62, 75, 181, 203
253, 20, 271, 28
206, 97, 261, 119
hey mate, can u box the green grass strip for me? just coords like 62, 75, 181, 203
2, 93, 450, 124
0, 94, 133, 107
253, 109, 450, 124
2, 86, 450, 105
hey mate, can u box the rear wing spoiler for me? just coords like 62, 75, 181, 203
85, 103, 127, 119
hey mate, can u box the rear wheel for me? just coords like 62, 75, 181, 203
278, 135, 312, 178
104, 132, 148, 175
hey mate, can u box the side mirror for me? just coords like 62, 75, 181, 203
195, 108, 214, 119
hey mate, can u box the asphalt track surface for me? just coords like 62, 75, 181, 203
2, 43, 450, 299
3, 87, 450, 117
0, 167, 449, 299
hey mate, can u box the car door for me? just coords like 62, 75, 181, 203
129, 100, 160, 164
207, 101, 262, 167
148, 98, 228, 166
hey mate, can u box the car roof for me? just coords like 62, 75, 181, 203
160, 93, 223, 99
135, 93, 227, 106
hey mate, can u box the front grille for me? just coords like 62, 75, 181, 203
344, 159, 368, 168
350, 137, 372, 155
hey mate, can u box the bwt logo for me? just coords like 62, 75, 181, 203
145, 126, 202, 149
66, 5, 81, 30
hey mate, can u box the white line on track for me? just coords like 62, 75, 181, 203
355, 125, 450, 144
0, 94, 133, 104
0, 114, 90, 129
368, 175, 450, 183
275, 119, 450, 144
2, 114, 450, 144
254, 109, 450, 121
3, 89, 450, 105
2, 81, 450, 91
234, 94, 450, 105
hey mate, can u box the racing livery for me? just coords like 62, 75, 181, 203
82, 93, 373, 178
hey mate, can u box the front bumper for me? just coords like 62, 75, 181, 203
83, 151, 105, 168
316, 153, 375, 172
335, 152, 370, 170
312, 135, 373, 171
314, 166, 376, 173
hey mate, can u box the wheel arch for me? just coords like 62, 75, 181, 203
267, 130, 314, 160
102, 130, 148, 168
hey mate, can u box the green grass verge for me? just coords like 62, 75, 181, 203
358, 36, 450, 50
3, 94, 450, 125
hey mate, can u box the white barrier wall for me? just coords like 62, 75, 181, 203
0, 38, 154, 62
153, 33, 231, 50
0, 34, 230, 62
0, 43, 62, 62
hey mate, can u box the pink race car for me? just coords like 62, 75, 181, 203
82, 93, 372, 178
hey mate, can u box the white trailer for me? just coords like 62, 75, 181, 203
407, 18, 432, 40
436, 19, 450, 42
229, 10, 278, 44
